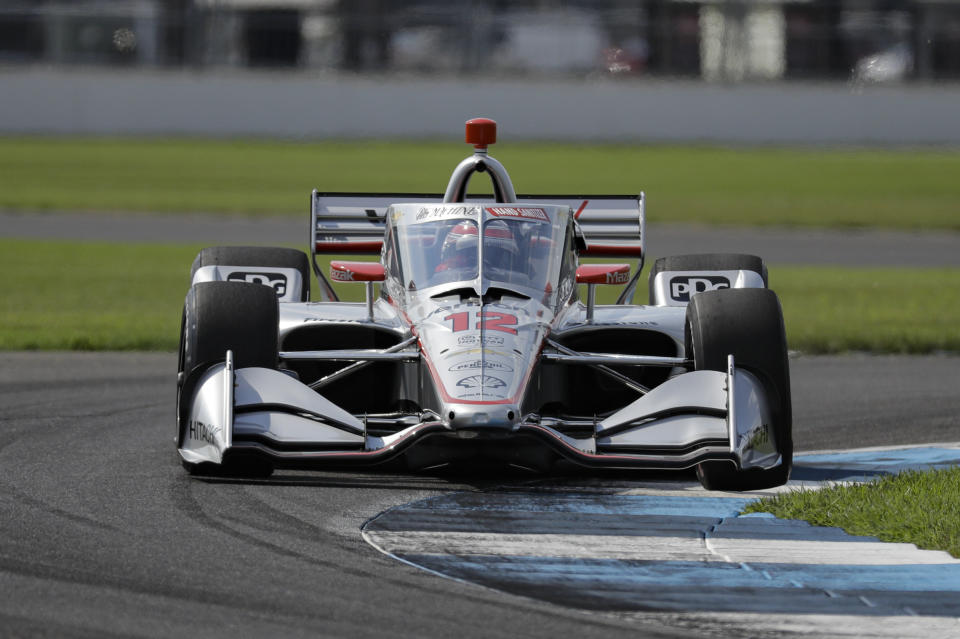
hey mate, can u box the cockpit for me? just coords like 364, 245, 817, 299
386, 204, 571, 300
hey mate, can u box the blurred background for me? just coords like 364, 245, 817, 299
3, 0, 959, 144
2, 0, 958, 146
2, 0, 959, 82
1, 1, 959, 351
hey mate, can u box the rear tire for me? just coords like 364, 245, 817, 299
177, 281, 279, 477
190, 246, 311, 302
648, 253, 768, 305
686, 288, 792, 491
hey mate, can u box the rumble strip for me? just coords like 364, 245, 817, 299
363, 444, 960, 638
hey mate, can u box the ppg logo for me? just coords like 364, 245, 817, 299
669, 276, 730, 302
228, 271, 287, 297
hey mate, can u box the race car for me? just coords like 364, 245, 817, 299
177, 118, 791, 491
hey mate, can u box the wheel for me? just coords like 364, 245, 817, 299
181, 280, 279, 373
648, 253, 768, 305
190, 246, 311, 302
686, 288, 792, 491
176, 280, 279, 477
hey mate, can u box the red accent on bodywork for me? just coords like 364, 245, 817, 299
579, 243, 644, 258
330, 261, 386, 282
575, 264, 631, 285
573, 200, 589, 219
465, 118, 497, 149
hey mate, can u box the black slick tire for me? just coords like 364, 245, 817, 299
177, 280, 279, 477
686, 288, 792, 491
181, 280, 279, 374
190, 246, 311, 302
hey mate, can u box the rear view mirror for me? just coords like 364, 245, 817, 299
330, 261, 385, 282
575, 264, 631, 323
575, 264, 630, 285
330, 261, 385, 322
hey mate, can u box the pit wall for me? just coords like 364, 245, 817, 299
3, 68, 958, 145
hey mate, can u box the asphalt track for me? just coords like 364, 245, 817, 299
2, 210, 960, 266
2, 212, 959, 636
1, 351, 959, 638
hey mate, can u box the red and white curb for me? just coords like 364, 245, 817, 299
363, 444, 960, 638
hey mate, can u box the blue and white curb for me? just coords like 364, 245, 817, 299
363, 444, 960, 638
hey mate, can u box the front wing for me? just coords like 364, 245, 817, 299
179, 350, 780, 474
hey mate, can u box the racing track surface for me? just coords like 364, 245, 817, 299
3, 212, 959, 635
3, 210, 960, 267
1, 351, 959, 638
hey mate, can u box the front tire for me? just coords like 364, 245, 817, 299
686, 288, 792, 491
181, 280, 279, 374
177, 281, 279, 477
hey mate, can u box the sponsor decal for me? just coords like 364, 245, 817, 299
669, 275, 730, 302
385, 279, 406, 305
486, 207, 549, 222
456, 375, 507, 391
330, 268, 355, 282
456, 392, 508, 400
605, 270, 630, 285
457, 334, 505, 346
228, 271, 288, 296
447, 347, 515, 359
302, 317, 376, 326
448, 359, 514, 373
188, 419, 221, 445
416, 206, 478, 221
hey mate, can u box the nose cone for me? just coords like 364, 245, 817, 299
445, 403, 519, 432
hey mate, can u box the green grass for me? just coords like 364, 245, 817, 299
0, 239, 370, 351
743, 467, 960, 558
772, 267, 960, 354
2, 238, 959, 352
0, 240, 203, 350
2, 137, 960, 229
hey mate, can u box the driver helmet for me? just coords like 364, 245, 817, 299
482, 220, 519, 270
437, 222, 478, 273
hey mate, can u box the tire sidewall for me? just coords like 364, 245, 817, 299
686, 288, 792, 489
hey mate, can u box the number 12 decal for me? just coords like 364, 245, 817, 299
444, 311, 518, 335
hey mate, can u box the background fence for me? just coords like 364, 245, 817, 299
2, 1, 959, 143
3, 0, 960, 82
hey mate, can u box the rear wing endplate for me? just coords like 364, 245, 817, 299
311, 191, 645, 302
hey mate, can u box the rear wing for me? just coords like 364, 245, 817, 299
311, 191, 645, 299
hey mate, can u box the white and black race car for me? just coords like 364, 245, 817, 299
177, 118, 791, 491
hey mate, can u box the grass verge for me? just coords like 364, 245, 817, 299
2, 239, 959, 353
0, 240, 203, 350
743, 467, 960, 558
2, 137, 960, 229
773, 267, 960, 354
